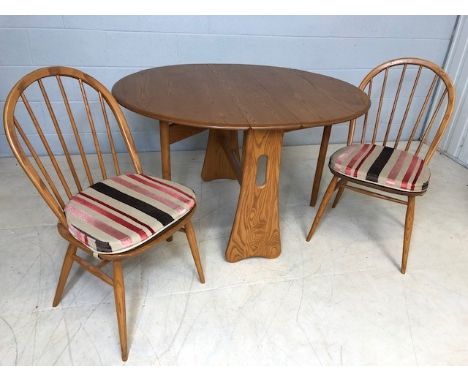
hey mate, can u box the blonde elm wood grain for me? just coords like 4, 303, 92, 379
401, 196, 416, 274
169, 123, 207, 144
394, 67, 422, 147
306, 176, 339, 242
14, 118, 66, 211
383, 64, 407, 146
372, 68, 388, 144
56, 74, 95, 185
21, 92, 73, 200
99, 91, 121, 176
185, 220, 206, 283
112, 261, 128, 362
112, 64, 370, 130
201, 129, 241, 182
79, 78, 107, 179
159, 120, 172, 180
3, 66, 205, 361
72, 254, 114, 286
52, 244, 76, 307
307, 57, 455, 274
112, 64, 370, 262
417, 88, 449, 156
347, 57, 455, 163
159, 120, 173, 241
158, 120, 207, 187
226, 129, 283, 262
343, 184, 408, 205
332, 180, 347, 208
39, 78, 83, 190
220, 139, 243, 183
404, 74, 438, 150
309, 125, 332, 207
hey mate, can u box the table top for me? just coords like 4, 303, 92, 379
112, 64, 370, 130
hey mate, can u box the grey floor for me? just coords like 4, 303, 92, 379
0, 144, 467, 365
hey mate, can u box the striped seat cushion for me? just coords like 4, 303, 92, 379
64, 174, 196, 254
329, 144, 430, 193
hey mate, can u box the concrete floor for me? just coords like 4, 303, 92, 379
0, 144, 467, 366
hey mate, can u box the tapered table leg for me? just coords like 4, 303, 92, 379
226, 129, 283, 262
159, 120, 171, 180
310, 125, 332, 207
201, 130, 240, 181
160, 120, 173, 241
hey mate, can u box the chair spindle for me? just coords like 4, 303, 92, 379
373, 68, 388, 144
56, 75, 94, 185
38, 79, 82, 192
383, 64, 407, 146
394, 65, 422, 148
99, 92, 121, 175
79, 79, 107, 179
20, 93, 73, 199
405, 73, 438, 151
416, 89, 448, 156
14, 117, 65, 208
360, 79, 372, 143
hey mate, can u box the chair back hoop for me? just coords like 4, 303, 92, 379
3, 66, 143, 225
347, 57, 455, 164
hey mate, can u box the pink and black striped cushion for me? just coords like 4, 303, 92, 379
64, 174, 196, 254
329, 144, 430, 193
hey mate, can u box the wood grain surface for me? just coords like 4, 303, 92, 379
3, 66, 206, 361
112, 64, 370, 130
111, 64, 371, 264
226, 129, 283, 262
306, 57, 456, 275
201, 130, 241, 181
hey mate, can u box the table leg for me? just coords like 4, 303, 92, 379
159, 120, 171, 180
201, 130, 240, 181
309, 125, 332, 207
226, 129, 283, 262
159, 120, 173, 241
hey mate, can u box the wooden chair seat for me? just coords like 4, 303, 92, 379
65, 173, 196, 254
306, 58, 455, 274
3, 66, 205, 361
329, 144, 430, 194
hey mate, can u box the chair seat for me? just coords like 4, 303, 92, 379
329, 144, 430, 193
64, 174, 196, 254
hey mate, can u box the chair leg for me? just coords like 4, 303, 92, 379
332, 181, 347, 208
52, 244, 76, 307
184, 220, 205, 284
401, 196, 416, 274
306, 176, 339, 242
112, 261, 128, 361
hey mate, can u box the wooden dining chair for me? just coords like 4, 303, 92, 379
3, 66, 205, 361
306, 58, 455, 274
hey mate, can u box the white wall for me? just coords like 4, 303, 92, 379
0, 15, 457, 157
439, 16, 468, 167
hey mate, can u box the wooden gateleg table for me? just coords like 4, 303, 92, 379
112, 64, 370, 262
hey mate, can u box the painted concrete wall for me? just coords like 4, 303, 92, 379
0, 16, 457, 157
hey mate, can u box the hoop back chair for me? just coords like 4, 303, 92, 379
306, 58, 455, 274
3, 67, 205, 361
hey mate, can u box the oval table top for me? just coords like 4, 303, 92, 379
112, 64, 370, 130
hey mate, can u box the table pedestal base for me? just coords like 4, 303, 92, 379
160, 121, 332, 262
201, 130, 241, 182
225, 129, 283, 262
